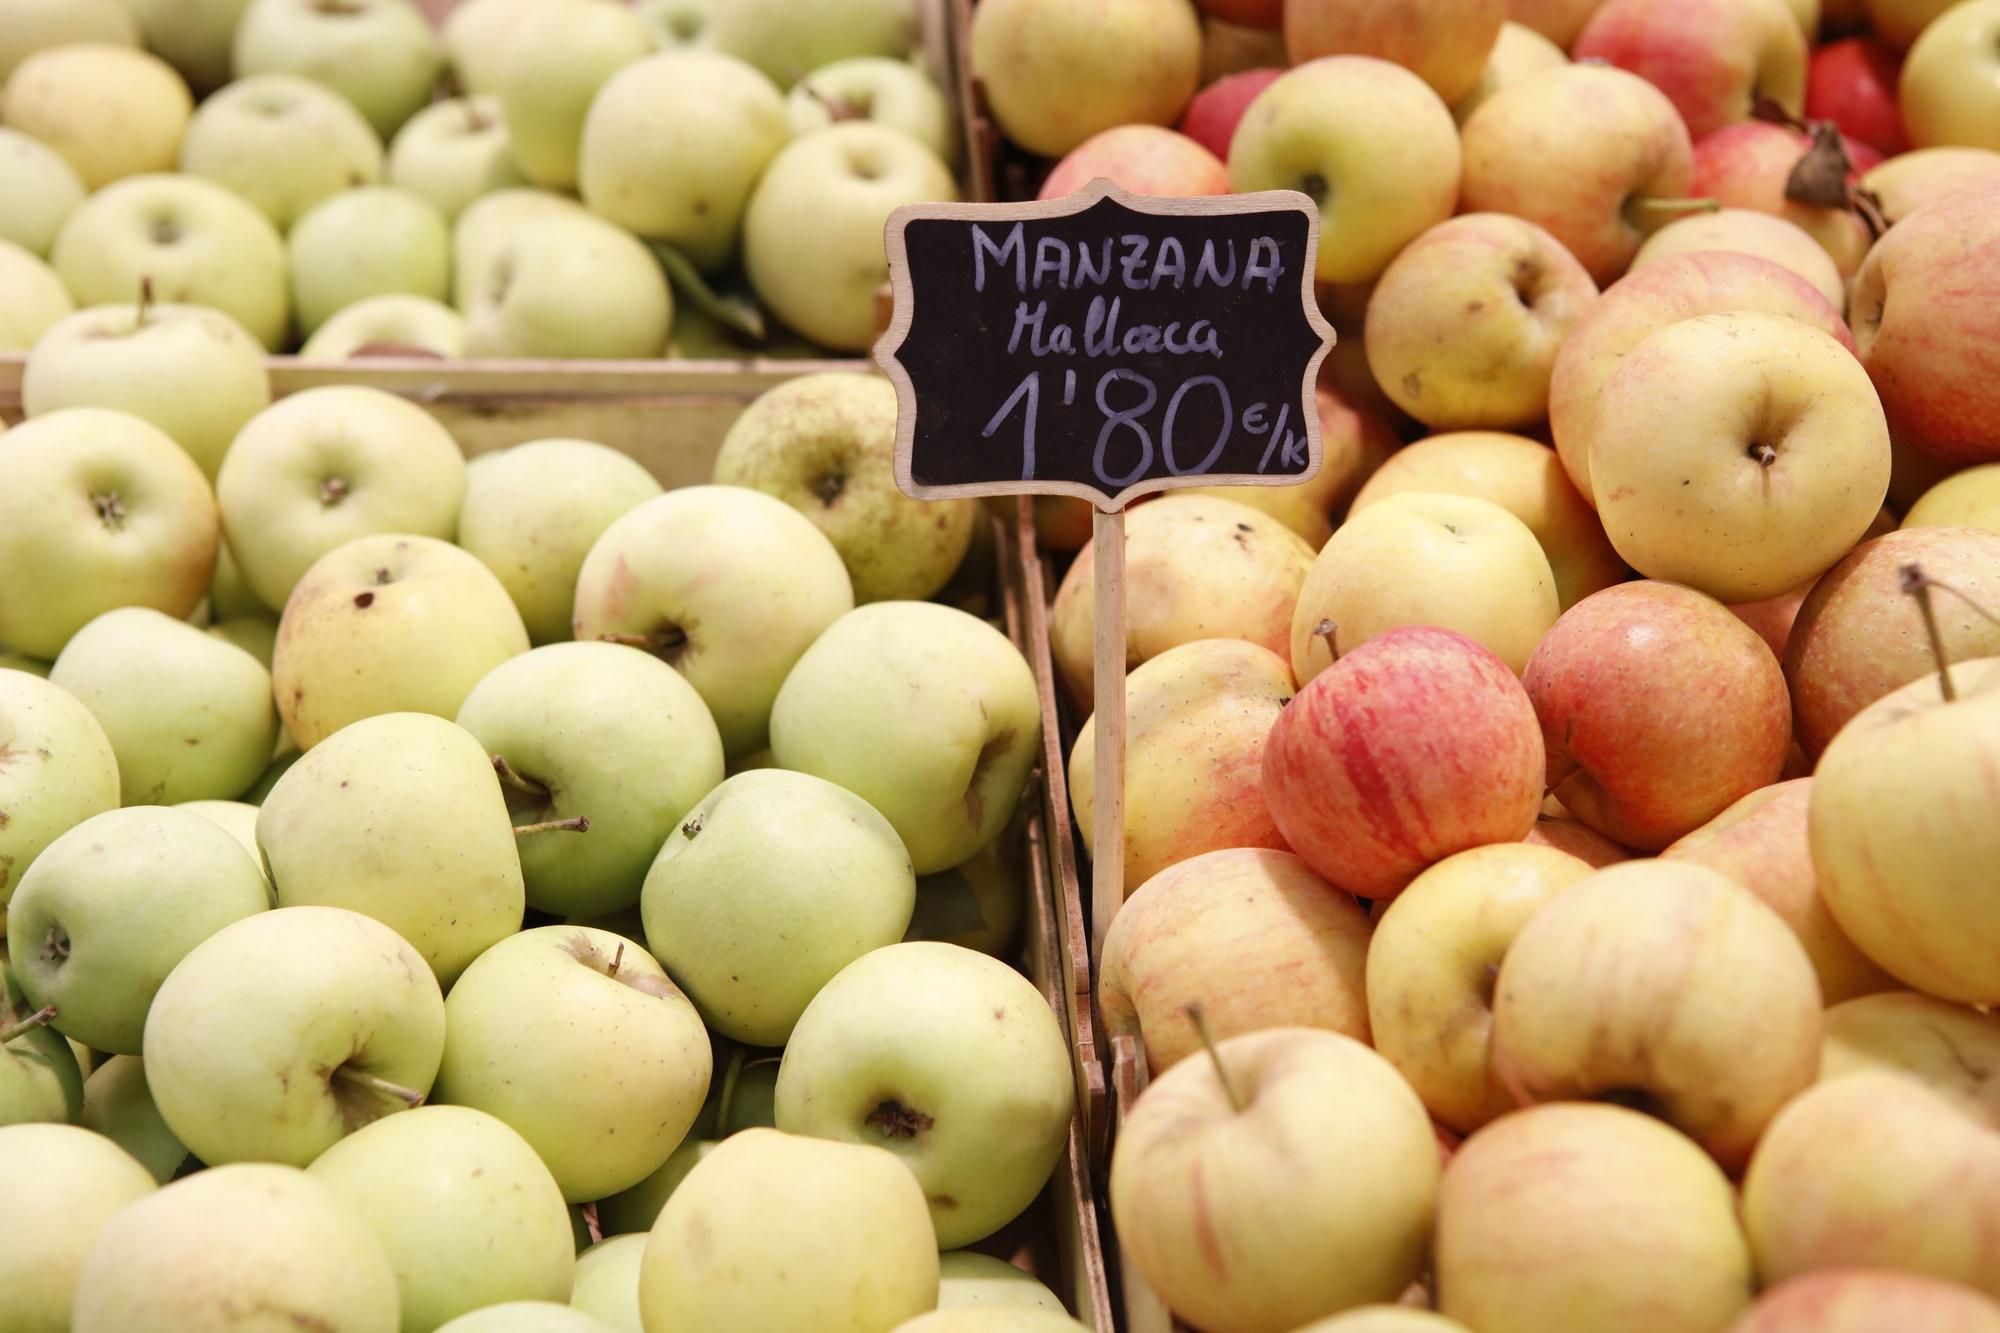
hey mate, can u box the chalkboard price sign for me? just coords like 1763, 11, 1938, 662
878, 181, 1335, 512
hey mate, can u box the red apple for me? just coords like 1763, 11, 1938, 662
1729, 1270, 2000, 1333
1176, 67, 1284, 161
1573, 0, 1807, 141
1691, 121, 1876, 275
1262, 624, 1545, 901
1037, 124, 1228, 200
1806, 37, 1909, 158
1525, 581, 1792, 850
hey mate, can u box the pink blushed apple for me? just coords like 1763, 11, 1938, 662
1284, 0, 1505, 105
1177, 67, 1283, 161
1573, 0, 1805, 139
1690, 121, 1875, 275
1037, 125, 1228, 200
1728, 1270, 2000, 1333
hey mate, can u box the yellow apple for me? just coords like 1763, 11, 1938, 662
1, 45, 190, 189
1907, 463, 2000, 533
1862, 146, 2000, 223
969, 0, 1201, 158
1820, 990, 2000, 1117
1285, 0, 1505, 104
1450, 21, 1566, 125
1630, 208, 1844, 310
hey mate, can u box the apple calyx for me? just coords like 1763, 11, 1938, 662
680, 812, 703, 840
329, 1063, 426, 1129
812, 471, 846, 506
1184, 1002, 1246, 1114
91, 491, 128, 531
317, 477, 350, 507
1314, 618, 1340, 665
0, 1003, 58, 1046
40, 925, 69, 963
865, 1098, 935, 1139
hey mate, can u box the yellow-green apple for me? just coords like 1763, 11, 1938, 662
52, 174, 290, 348
232, 0, 439, 138
770, 603, 1042, 875
1051, 494, 1314, 711
1285, 0, 1503, 103
143, 905, 445, 1165
309, 1104, 576, 1329
208, 614, 279, 670
1038, 124, 1226, 199
1729, 1270, 2000, 1333
453, 188, 591, 305
1526, 581, 1791, 848
0, 0, 135, 78
1630, 208, 1844, 308
1068, 640, 1294, 895
0, 128, 83, 255
1293, 1312, 1472, 1333
50, 608, 278, 803
437, 1303, 620, 1331
1907, 464, 2000, 532
775, 942, 1072, 1246
1493, 859, 1823, 1167
1, 959, 82, 1123
1507, 0, 1606, 45
1819, 990, 2000, 1110
273, 533, 528, 747
0, 240, 71, 349
441, 0, 546, 93
893, 1313, 1087, 1333
389, 96, 527, 221
789, 57, 958, 167
641, 1129, 938, 1331
1230, 56, 1461, 285
1110, 1027, 1439, 1333
1450, 21, 1565, 124
71, 1163, 400, 1333
0, 408, 217, 659
905, 833, 1027, 958
970, 0, 1200, 158
1869, 0, 1963, 46
1265, 625, 1545, 899
1849, 186, 2000, 464
219, 386, 468, 613
496, 0, 654, 191
1574, 0, 1805, 138
1662, 779, 1895, 1003
259, 712, 524, 982
119, 0, 253, 90
1367, 842, 1593, 1134
176, 73, 383, 228
709, 0, 917, 84
1783, 527, 2000, 755
1549, 250, 1852, 505
289, 186, 450, 336
1435, 1103, 1754, 1333
712, 372, 976, 603
458, 642, 724, 918
936, 1251, 1066, 1310
570, 1233, 644, 1331
1458, 65, 1694, 284
641, 770, 915, 1046
24, 299, 270, 481
578, 50, 787, 269
301, 293, 468, 359
1102, 848, 1372, 1072
0, 669, 118, 923
80, 1056, 191, 1183
636, 0, 717, 50
461, 208, 674, 359
743, 122, 957, 351
1589, 311, 1890, 602
1291, 491, 1560, 680
1, 45, 190, 189
0, 1123, 155, 1333
1862, 146, 2000, 222
572, 484, 854, 758
593, 1136, 717, 1237
1742, 1071, 2000, 1297
1690, 122, 1873, 276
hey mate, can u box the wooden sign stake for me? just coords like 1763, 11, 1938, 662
1090, 507, 1127, 961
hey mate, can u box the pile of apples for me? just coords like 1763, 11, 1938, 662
970, 0, 2000, 1330
0, 360, 1094, 1332
0, 0, 961, 360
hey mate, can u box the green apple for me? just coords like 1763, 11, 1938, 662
0, 127, 84, 255
788, 57, 958, 166
593, 1135, 718, 1235
290, 186, 451, 336
208, 538, 265, 620
455, 439, 664, 644
436, 1304, 618, 1333
897, 1315, 1089, 1333
310, 1104, 576, 1331
639, 1128, 939, 1330
217, 385, 468, 612
0, 238, 73, 348
0, 1123, 155, 1333
143, 905, 446, 1165
713, 371, 976, 602
775, 941, 1073, 1247
0, 669, 120, 923
8, 806, 268, 1054
460, 209, 673, 360
232, 0, 440, 138
273, 533, 529, 747
436, 926, 711, 1202
637, 0, 715, 49
389, 95, 528, 221
175, 798, 265, 872
301, 293, 467, 359
571, 1233, 645, 1332
452, 187, 590, 305
71, 1162, 400, 1332
0, 962, 83, 1124
456, 642, 724, 918
177, 73, 384, 228
51, 174, 290, 348
258, 713, 525, 983
641, 770, 914, 1045
242, 748, 300, 803
770, 602, 1040, 875
577, 50, 788, 271
571, 485, 854, 758
0, 648, 50, 676
1, 44, 190, 189
709, 0, 919, 86
937, 1252, 1067, 1310
23, 299, 271, 480
496, 0, 651, 190
80, 1055, 193, 1183
118, 0, 255, 91
0, 0, 136, 79
49, 608, 279, 803
442, 0, 554, 94
0, 408, 217, 659
207, 614, 280, 669
905, 835, 1025, 959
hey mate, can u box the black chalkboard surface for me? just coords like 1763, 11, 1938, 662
877, 181, 1335, 512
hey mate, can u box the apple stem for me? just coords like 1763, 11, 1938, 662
1920, 574, 2000, 632
515, 815, 590, 836
581, 1201, 603, 1246
491, 753, 548, 799
136, 275, 154, 327
1314, 618, 1340, 664
803, 82, 861, 122
0, 1005, 57, 1046
1900, 563, 1957, 703
330, 1065, 425, 1108
596, 629, 689, 658
1631, 196, 1720, 215
1183, 1003, 1245, 1114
